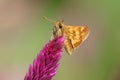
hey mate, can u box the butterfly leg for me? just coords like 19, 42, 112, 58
50, 32, 54, 40
50, 28, 57, 40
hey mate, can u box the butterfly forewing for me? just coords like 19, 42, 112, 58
63, 26, 88, 47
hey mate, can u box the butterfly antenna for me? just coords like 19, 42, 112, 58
43, 16, 56, 23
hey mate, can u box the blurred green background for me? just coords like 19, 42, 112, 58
0, 0, 120, 80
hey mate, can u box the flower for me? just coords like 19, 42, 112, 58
24, 36, 64, 80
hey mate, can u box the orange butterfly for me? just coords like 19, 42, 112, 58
43, 16, 89, 55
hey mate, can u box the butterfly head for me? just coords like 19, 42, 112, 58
52, 20, 64, 37
54, 20, 64, 29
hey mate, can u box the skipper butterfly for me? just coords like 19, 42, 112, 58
43, 16, 89, 55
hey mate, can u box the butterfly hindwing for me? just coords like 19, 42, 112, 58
64, 38, 73, 55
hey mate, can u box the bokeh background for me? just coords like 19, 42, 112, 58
0, 0, 120, 80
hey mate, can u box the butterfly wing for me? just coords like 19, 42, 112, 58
63, 26, 89, 55
64, 38, 73, 55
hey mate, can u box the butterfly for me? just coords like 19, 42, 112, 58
43, 16, 89, 55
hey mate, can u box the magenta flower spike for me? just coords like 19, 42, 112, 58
24, 36, 64, 80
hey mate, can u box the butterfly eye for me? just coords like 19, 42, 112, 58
59, 25, 62, 29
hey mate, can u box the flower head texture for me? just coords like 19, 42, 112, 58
24, 36, 64, 80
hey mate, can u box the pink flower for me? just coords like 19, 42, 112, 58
24, 36, 64, 80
